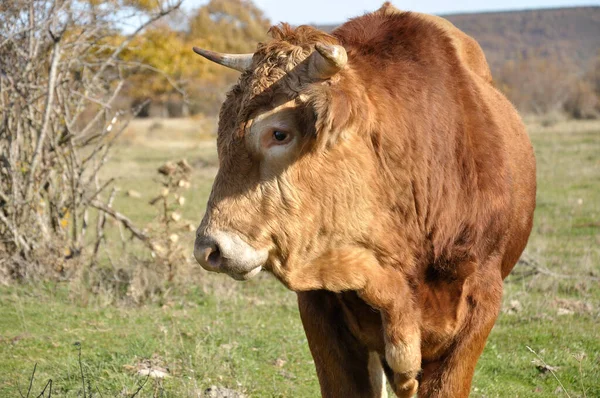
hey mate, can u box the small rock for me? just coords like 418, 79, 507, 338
203, 386, 246, 398
505, 299, 522, 314
137, 367, 170, 379
126, 190, 141, 198
554, 298, 593, 314
534, 360, 560, 374
274, 358, 287, 368
557, 308, 574, 316
278, 370, 296, 380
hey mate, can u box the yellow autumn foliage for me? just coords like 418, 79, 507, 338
122, 0, 271, 112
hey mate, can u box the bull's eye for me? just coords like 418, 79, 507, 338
273, 130, 288, 142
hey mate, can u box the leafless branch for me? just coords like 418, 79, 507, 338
24, 32, 61, 202
89, 200, 152, 248
0, 211, 31, 252
91, 186, 116, 267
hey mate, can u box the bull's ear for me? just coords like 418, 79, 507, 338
304, 85, 362, 151
192, 47, 254, 72
308, 43, 347, 80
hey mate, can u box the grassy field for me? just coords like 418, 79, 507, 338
0, 118, 599, 397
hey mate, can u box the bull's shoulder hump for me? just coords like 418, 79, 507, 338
334, 4, 493, 84
412, 12, 493, 84
374, 3, 493, 85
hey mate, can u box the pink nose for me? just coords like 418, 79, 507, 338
193, 229, 267, 280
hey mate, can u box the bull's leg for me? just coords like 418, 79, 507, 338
287, 248, 421, 397
418, 270, 503, 397
297, 290, 388, 398
368, 352, 389, 398
360, 271, 421, 398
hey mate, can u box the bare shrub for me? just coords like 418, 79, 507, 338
496, 57, 575, 115
496, 52, 600, 119
127, 159, 195, 304
564, 80, 599, 119
564, 56, 600, 119
0, 0, 182, 282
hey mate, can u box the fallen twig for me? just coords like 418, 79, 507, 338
129, 374, 151, 398
75, 343, 86, 398
526, 346, 571, 398
510, 254, 600, 282
26, 362, 37, 398
34, 379, 52, 398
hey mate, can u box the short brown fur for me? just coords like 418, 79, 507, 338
195, 2, 536, 397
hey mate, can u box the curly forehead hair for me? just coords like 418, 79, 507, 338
219, 23, 343, 141
238, 24, 339, 102
266, 23, 338, 48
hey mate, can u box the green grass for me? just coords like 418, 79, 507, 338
0, 119, 599, 397
0, 280, 315, 397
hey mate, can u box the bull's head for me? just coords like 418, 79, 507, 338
193, 25, 385, 285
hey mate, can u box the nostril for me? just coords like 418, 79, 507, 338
207, 245, 221, 267
195, 235, 223, 270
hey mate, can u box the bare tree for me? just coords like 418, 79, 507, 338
0, 0, 182, 279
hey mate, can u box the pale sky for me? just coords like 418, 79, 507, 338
183, 0, 599, 25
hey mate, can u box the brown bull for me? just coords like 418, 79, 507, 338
192, 3, 536, 397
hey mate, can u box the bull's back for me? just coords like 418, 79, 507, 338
494, 90, 536, 278
429, 9, 536, 277
413, 9, 536, 277
427, 11, 536, 276
471, 68, 536, 278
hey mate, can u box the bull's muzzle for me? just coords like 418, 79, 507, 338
194, 229, 266, 280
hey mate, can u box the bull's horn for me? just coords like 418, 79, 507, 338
192, 47, 254, 72
309, 43, 347, 79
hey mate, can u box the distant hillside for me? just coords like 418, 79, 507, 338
315, 7, 600, 76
